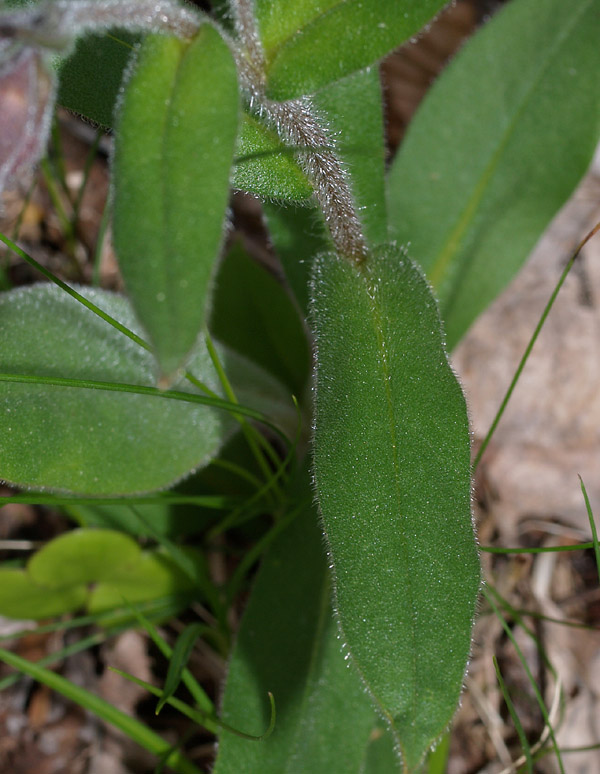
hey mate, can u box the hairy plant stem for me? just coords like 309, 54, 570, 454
1, 0, 368, 259
231, 0, 368, 262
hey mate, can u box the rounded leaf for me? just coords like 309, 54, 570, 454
0, 569, 86, 620
28, 529, 140, 587
0, 284, 228, 494
88, 550, 198, 613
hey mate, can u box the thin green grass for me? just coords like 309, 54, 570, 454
155, 622, 212, 714
481, 542, 596, 554
0, 492, 239, 509
110, 667, 276, 741
579, 475, 600, 584
493, 656, 534, 773
0, 646, 203, 774
483, 586, 565, 774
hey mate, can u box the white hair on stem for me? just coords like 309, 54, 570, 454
231, 0, 368, 262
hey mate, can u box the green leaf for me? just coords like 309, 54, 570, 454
0, 569, 87, 620
87, 550, 200, 614
361, 722, 403, 774
263, 202, 331, 315
214, 482, 378, 773
0, 284, 246, 495
112, 28, 239, 381
57, 32, 137, 128
388, 0, 600, 349
259, 0, 447, 99
0, 529, 203, 621
310, 245, 480, 770
28, 528, 140, 586
66, 501, 181, 538
233, 112, 312, 200
210, 241, 310, 396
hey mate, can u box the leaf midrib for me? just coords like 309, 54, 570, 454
160, 40, 186, 370
428, 0, 591, 293
357, 267, 416, 763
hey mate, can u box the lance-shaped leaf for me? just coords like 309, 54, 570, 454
0, 284, 288, 495
256, 0, 447, 100
388, 0, 600, 349
214, 481, 379, 773
311, 245, 480, 771
113, 28, 239, 382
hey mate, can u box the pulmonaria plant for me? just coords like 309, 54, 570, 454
0, 0, 597, 771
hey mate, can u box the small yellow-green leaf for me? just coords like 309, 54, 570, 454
28, 529, 140, 587
88, 550, 199, 613
0, 530, 203, 622
0, 569, 87, 619
311, 245, 480, 770
113, 28, 239, 381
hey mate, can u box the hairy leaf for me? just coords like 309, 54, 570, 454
58, 32, 137, 127
388, 0, 600, 348
264, 66, 387, 312
258, 0, 447, 99
311, 245, 480, 770
113, 28, 239, 381
214, 487, 379, 773
0, 285, 287, 495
